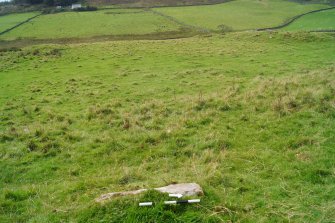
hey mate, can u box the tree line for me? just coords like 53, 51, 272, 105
12, 0, 79, 6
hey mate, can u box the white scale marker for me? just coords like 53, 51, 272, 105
139, 202, 153, 207
139, 199, 200, 206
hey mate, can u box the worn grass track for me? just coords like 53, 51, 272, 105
0, 29, 197, 50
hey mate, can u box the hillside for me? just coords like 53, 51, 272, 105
0, 0, 330, 42
1, 32, 335, 222
0, 0, 335, 222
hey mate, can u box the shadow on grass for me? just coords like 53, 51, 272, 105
77, 190, 219, 223
0, 28, 200, 50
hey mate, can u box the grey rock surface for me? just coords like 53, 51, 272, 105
155, 183, 203, 196
96, 183, 203, 202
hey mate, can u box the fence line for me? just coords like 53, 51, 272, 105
257, 7, 335, 31
0, 13, 42, 36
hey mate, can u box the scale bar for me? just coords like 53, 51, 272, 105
139, 199, 200, 206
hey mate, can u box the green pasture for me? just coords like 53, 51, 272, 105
0, 12, 38, 33
0, 0, 332, 41
1, 32, 335, 222
0, 9, 181, 40
154, 0, 328, 31
283, 8, 335, 31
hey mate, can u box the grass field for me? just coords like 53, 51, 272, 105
0, 12, 38, 33
283, 8, 335, 31
0, 9, 182, 40
154, 0, 328, 31
0, 0, 332, 41
1, 32, 335, 222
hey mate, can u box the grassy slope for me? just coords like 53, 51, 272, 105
0, 12, 38, 33
283, 8, 335, 31
154, 0, 328, 31
0, 9, 181, 40
0, 0, 330, 41
0, 32, 334, 222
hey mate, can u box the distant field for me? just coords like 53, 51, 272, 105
154, 0, 328, 31
283, 9, 335, 31
0, 12, 38, 33
0, 0, 331, 41
0, 9, 181, 40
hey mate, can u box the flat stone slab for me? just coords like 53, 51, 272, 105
95, 183, 203, 203
155, 183, 203, 196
